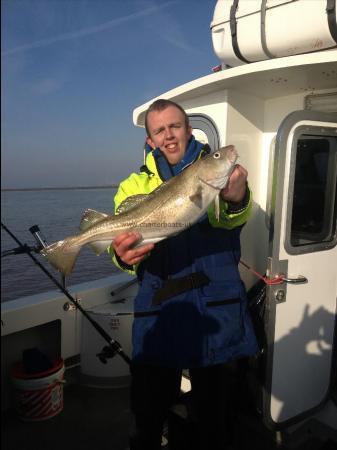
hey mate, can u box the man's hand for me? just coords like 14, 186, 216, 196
220, 164, 248, 204
112, 232, 154, 266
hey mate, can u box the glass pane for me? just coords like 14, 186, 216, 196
192, 128, 209, 145
290, 136, 337, 247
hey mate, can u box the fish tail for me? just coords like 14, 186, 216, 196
41, 237, 81, 276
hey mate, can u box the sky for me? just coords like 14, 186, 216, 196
1, 0, 220, 189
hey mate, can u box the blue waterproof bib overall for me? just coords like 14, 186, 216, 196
133, 215, 258, 368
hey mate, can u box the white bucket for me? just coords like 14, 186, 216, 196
80, 299, 133, 388
11, 358, 65, 421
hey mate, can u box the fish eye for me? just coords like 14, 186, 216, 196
213, 152, 220, 159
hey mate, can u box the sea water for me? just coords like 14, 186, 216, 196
1, 188, 120, 302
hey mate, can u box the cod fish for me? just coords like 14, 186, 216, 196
41, 145, 238, 275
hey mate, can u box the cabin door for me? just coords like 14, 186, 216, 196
264, 111, 337, 427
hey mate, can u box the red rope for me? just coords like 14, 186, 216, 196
239, 260, 284, 286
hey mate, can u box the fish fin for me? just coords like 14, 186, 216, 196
89, 240, 112, 255
116, 183, 170, 214
116, 195, 149, 214
41, 238, 81, 276
189, 184, 204, 209
80, 209, 110, 231
215, 194, 220, 221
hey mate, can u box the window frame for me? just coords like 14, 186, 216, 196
188, 114, 220, 152
284, 123, 337, 255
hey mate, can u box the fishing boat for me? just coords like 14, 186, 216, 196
2, 1, 337, 449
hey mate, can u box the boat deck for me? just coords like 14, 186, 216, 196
2, 378, 336, 450
2, 383, 132, 450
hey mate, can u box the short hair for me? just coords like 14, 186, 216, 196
144, 99, 189, 136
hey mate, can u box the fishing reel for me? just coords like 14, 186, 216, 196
96, 345, 119, 364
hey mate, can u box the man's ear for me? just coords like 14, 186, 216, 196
146, 136, 156, 149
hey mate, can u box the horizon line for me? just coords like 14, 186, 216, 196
1, 185, 119, 192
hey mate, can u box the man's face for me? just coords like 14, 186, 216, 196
146, 105, 192, 165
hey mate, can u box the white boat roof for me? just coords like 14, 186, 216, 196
133, 49, 337, 127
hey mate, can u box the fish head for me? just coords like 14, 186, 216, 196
197, 145, 238, 190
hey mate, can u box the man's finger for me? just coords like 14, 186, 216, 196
113, 232, 141, 251
124, 243, 154, 265
127, 243, 154, 259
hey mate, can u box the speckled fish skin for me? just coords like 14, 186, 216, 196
41, 145, 238, 275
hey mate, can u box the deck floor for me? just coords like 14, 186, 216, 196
2, 384, 132, 450
2, 382, 336, 450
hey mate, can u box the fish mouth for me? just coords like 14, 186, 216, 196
212, 175, 232, 189
198, 176, 222, 191
199, 169, 235, 190
202, 161, 237, 190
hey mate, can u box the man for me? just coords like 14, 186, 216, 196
110, 99, 258, 450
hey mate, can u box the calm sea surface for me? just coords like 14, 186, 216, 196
1, 188, 120, 303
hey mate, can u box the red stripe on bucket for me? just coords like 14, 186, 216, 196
11, 359, 65, 421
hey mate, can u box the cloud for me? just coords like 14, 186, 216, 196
32, 77, 64, 95
162, 34, 201, 54
2, 1, 176, 57
142, 5, 202, 56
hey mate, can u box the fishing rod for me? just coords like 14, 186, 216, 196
1, 222, 131, 366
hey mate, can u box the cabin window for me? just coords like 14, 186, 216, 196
188, 114, 220, 152
288, 132, 337, 251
